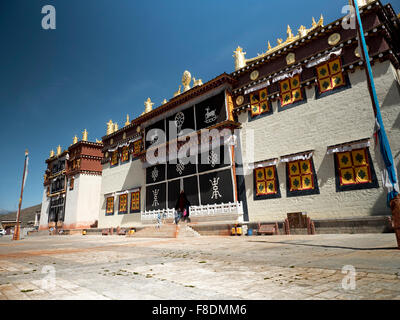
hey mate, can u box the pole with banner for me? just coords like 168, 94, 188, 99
13, 150, 29, 241
350, 0, 400, 248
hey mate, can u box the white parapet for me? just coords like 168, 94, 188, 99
141, 201, 244, 223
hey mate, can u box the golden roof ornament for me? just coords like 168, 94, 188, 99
173, 85, 182, 97
193, 77, 203, 87
82, 129, 88, 142
312, 17, 317, 28
113, 122, 119, 132
125, 114, 130, 127
182, 71, 192, 92
96, 139, 102, 143
57, 145, 62, 156
287, 25, 294, 40
144, 98, 154, 113
106, 120, 113, 135
233, 46, 247, 71
298, 25, 307, 37
244, 14, 324, 66
162, 99, 168, 104
50, 150, 55, 158
73, 135, 78, 144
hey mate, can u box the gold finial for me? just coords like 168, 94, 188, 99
106, 120, 113, 135
173, 85, 182, 97
267, 41, 272, 51
56, 145, 62, 156
96, 139, 101, 143
298, 25, 307, 37
82, 129, 88, 141
73, 135, 78, 144
125, 114, 130, 127
162, 99, 168, 104
312, 17, 317, 28
193, 77, 203, 87
233, 46, 247, 71
50, 150, 55, 158
113, 122, 119, 132
144, 98, 154, 113
182, 70, 192, 92
277, 38, 283, 45
318, 14, 324, 27
287, 25, 294, 40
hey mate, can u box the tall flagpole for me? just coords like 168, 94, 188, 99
350, 0, 400, 248
13, 150, 29, 241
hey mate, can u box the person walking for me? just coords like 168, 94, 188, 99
175, 191, 190, 224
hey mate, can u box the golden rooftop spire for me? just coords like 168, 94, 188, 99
144, 98, 154, 113
50, 150, 55, 158
125, 114, 130, 127
73, 135, 78, 144
233, 46, 247, 71
106, 120, 113, 135
287, 25, 294, 40
56, 145, 62, 156
82, 129, 88, 141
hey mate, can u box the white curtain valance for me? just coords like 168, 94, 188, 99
248, 158, 278, 170
272, 67, 303, 83
326, 140, 370, 155
280, 151, 313, 163
305, 48, 342, 68
107, 135, 142, 152
244, 80, 270, 95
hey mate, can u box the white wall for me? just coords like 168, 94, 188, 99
98, 158, 145, 228
64, 174, 102, 229
239, 60, 400, 221
39, 189, 50, 230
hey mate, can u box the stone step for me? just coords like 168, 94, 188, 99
176, 225, 201, 238
131, 224, 178, 238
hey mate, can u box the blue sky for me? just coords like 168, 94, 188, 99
0, 0, 398, 211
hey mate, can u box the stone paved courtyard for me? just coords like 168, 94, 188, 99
0, 233, 399, 300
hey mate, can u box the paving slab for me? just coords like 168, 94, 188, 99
0, 234, 399, 300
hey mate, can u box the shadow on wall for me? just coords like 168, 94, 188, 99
316, 153, 333, 189
382, 81, 400, 110
120, 159, 142, 226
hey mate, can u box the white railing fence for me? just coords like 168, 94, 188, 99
141, 201, 243, 223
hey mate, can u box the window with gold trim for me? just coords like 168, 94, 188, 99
286, 158, 319, 197
279, 75, 303, 108
106, 197, 114, 215
133, 140, 142, 157
118, 194, 128, 214
110, 151, 118, 167
316, 58, 346, 94
250, 88, 271, 117
335, 148, 378, 191
121, 146, 129, 163
130, 191, 140, 213
253, 166, 281, 200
